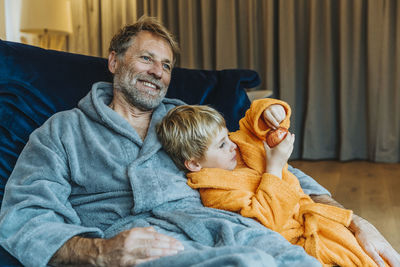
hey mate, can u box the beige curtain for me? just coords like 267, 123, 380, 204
298, 0, 400, 163
67, 0, 400, 163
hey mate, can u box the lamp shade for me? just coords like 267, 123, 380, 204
20, 0, 73, 34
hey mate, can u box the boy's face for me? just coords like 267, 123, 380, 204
198, 127, 238, 171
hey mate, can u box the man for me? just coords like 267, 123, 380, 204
0, 16, 398, 267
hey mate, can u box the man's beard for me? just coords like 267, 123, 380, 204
113, 64, 168, 111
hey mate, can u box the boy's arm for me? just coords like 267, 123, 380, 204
199, 185, 299, 232
239, 98, 292, 141
188, 170, 300, 232
242, 99, 331, 195
264, 135, 295, 179
246, 99, 295, 180
240, 99, 331, 195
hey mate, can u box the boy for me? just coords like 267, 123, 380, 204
156, 98, 379, 267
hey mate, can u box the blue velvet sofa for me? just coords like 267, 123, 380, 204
0, 40, 260, 266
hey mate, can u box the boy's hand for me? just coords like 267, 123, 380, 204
264, 133, 295, 179
263, 104, 286, 129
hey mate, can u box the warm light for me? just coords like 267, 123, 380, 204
20, 0, 73, 34
20, 0, 73, 50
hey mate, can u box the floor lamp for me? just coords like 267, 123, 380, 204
20, 0, 73, 51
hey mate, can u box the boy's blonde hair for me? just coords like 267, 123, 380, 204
156, 105, 226, 171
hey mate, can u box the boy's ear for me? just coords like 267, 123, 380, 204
184, 159, 202, 172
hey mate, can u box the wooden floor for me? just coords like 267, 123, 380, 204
290, 160, 400, 253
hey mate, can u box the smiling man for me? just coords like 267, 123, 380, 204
107, 26, 175, 142
109, 31, 171, 110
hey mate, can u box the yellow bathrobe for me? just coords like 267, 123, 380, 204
187, 98, 377, 267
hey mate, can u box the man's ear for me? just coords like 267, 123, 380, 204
108, 51, 118, 74
184, 159, 202, 172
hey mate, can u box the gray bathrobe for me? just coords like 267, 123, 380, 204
0, 82, 328, 267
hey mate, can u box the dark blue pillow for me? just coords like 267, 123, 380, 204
167, 67, 258, 131
0, 40, 259, 265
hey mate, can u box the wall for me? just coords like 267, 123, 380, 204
4, 0, 21, 42
0, 0, 5, 39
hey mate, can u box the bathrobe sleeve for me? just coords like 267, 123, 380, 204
0, 120, 102, 267
188, 166, 305, 233
235, 98, 330, 196
188, 98, 327, 232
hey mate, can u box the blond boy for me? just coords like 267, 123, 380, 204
156, 99, 379, 267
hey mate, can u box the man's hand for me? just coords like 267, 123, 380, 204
263, 104, 286, 129
50, 227, 184, 267
311, 194, 400, 267
264, 133, 295, 178
349, 215, 400, 267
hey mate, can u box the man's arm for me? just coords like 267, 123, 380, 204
310, 194, 400, 267
1, 123, 183, 266
50, 227, 184, 267
0, 128, 103, 267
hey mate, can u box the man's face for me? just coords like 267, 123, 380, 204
112, 31, 173, 111
198, 127, 238, 171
